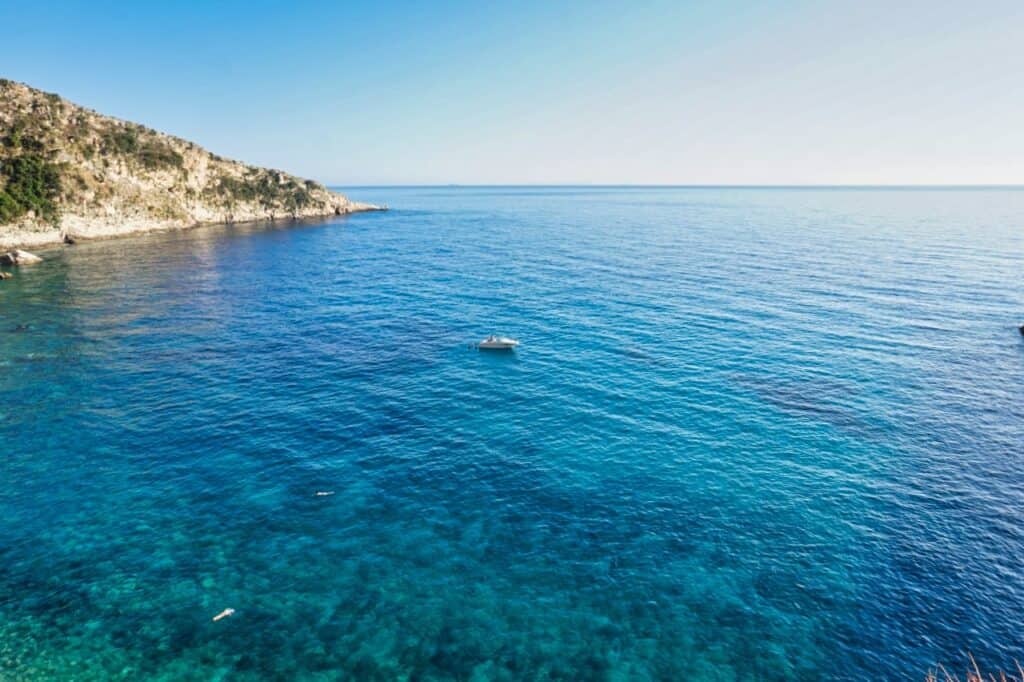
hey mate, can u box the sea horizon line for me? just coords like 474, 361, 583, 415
327, 183, 1024, 190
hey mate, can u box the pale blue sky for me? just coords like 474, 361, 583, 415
2, 1, 1022, 185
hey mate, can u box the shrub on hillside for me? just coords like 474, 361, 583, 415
0, 153, 62, 224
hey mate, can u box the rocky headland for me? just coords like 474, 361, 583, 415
0, 79, 382, 250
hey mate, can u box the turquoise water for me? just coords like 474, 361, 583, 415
1, 187, 1023, 680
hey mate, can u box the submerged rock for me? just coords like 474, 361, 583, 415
0, 250, 42, 266
0, 272, 11, 279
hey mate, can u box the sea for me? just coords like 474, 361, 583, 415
1, 186, 1023, 680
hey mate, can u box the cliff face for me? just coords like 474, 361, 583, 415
0, 79, 379, 248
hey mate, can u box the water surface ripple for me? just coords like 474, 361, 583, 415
1, 187, 1023, 680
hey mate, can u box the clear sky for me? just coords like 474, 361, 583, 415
2, 1, 1022, 185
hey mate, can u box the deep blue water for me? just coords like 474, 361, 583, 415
1, 187, 1023, 680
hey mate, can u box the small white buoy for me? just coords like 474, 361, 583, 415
212, 608, 235, 622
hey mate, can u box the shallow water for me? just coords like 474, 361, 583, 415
1, 187, 1023, 680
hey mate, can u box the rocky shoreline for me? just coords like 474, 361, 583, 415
0, 203, 386, 251
0, 203, 386, 274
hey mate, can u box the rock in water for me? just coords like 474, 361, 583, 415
0, 272, 11, 279
0, 250, 42, 266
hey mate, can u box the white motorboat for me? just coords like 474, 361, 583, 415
478, 335, 520, 350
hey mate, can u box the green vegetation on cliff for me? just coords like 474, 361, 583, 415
206, 169, 318, 213
0, 125, 63, 224
0, 154, 62, 224
100, 126, 184, 171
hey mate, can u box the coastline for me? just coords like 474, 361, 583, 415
0, 201, 386, 251
0, 80, 387, 253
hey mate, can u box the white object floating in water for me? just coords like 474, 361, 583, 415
212, 608, 235, 622
478, 335, 519, 350
314, 491, 335, 497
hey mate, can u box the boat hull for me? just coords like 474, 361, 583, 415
478, 337, 519, 350
478, 342, 518, 350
